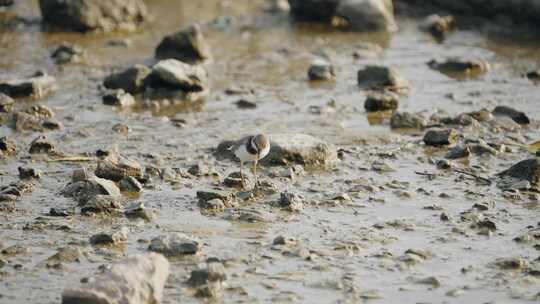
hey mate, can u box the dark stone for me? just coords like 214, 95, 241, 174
279, 191, 304, 211
39, 0, 148, 32
155, 23, 211, 63
0, 0, 14, 7
235, 99, 257, 109
80, 195, 122, 215
148, 59, 208, 92
18, 167, 41, 179
187, 262, 227, 286
148, 234, 201, 256
29, 135, 56, 154
0, 72, 57, 99
49, 207, 75, 217
423, 129, 458, 146
428, 58, 489, 76
288, 0, 340, 22
90, 227, 128, 246
103, 65, 151, 94
364, 91, 399, 112
445, 145, 470, 159
308, 59, 335, 81
492, 106, 530, 125
51, 43, 85, 64
498, 158, 540, 186
390, 112, 427, 129
420, 14, 455, 40
102, 90, 136, 107
188, 162, 211, 176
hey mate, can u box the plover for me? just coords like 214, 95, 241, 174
233, 134, 270, 188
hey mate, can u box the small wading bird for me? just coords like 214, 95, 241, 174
232, 134, 270, 188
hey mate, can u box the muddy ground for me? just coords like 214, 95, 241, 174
1, 1, 540, 303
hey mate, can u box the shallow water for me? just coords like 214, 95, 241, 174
1, 1, 540, 303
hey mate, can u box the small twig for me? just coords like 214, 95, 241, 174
415, 171, 437, 177
46, 156, 95, 163
453, 169, 492, 185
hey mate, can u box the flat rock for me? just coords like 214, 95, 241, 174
148, 233, 201, 256
119, 176, 143, 192
155, 23, 211, 63
279, 191, 305, 211
103, 64, 151, 94
149, 59, 208, 92
390, 112, 427, 129
364, 91, 399, 112
0, 72, 57, 99
308, 59, 335, 81
357, 65, 409, 93
423, 129, 458, 146
62, 175, 121, 204
498, 158, 540, 186
336, 0, 398, 32
95, 152, 143, 182
492, 106, 530, 125
39, 0, 148, 32
90, 227, 129, 246
428, 58, 490, 76
62, 253, 169, 304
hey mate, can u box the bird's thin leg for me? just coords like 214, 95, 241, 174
240, 161, 246, 189
253, 159, 259, 188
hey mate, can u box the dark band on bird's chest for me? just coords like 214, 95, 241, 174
246, 136, 258, 154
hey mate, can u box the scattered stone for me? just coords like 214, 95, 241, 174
47, 246, 83, 264
90, 227, 129, 246
148, 233, 201, 256
308, 59, 335, 81
80, 195, 122, 215
61, 253, 169, 304
188, 162, 211, 176
279, 191, 305, 211
335, 0, 398, 32
390, 112, 427, 129
155, 23, 211, 63
273, 235, 297, 246
149, 59, 208, 92
235, 99, 257, 109
0, 93, 14, 112
95, 152, 143, 182
419, 14, 455, 39
223, 171, 252, 189
265, 133, 338, 167
357, 65, 409, 93
0, 71, 57, 99
196, 189, 233, 204
498, 158, 540, 186
18, 167, 40, 179
415, 276, 441, 288
1, 244, 29, 256
39, 0, 148, 32
428, 58, 490, 76
288, 0, 340, 22
423, 129, 458, 146
112, 123, 130, 135
103, 64, 151, 94
49, 207, 75, 217
495, 257, 527, 270
102, 89, 136, 107
492, 106, 530, 125
51, 43, 85, 64
198, 198, 227, 212
187, 262, 227, 286
364, 91, 399, 112
119, 176, 143, 192
445, 145, 470, 159
526, 70, 540, 82
29, 135, 56, 154
0, 137, 16, 156
0, 0, 14, 7
124, 201, 154, 221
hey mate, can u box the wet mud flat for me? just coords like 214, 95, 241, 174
1, 0, 540, 303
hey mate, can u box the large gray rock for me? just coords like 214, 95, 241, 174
215, 133, 339, 167
498, 158, 540, 186
336, 0, 398, 32
155, 23, 212, 63
0, 72, 57, 99
149, 59, 208, 92
104, 65, 151, 94
39, 0, 148, 32
288, 0, 340, 22
62, 253, 169, 304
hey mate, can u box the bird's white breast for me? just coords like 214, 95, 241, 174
234, 143, 270, 162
